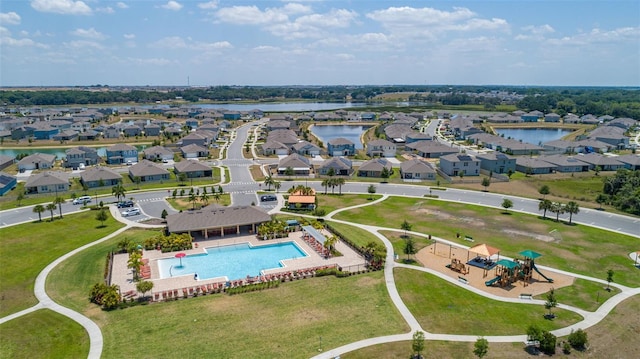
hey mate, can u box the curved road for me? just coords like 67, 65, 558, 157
0, 119, 638, 359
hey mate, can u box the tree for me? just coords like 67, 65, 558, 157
46, 203, 56, 221
526, 325, 542, 344
473, 337, 489, 358
540, 331, 557, 355
161, 209, 168, 219
335, 177, 345, 195
481, 177, 491, 191
544, 287, 557, 318
501, 198, 513, 212
136, 280, 154, 299
507, 169, 514, 178
178, 172, 187, 184
53, 196, 65, 218
565, 201, 580, 224
411, 331, 425, 359
284, 166, 294, 178
323, 235, 338, 257
172, 189, 177, 198
213, 192, 221, 203
217, 185, 223, 195
200, 192, 209, 207
539, 185, 550, 199
273, 180, 281, 193
95, 208, 108, 227
189, 188, 198, 210
112, 184, 126, 202
321, 179, 329, 194
16, 192, 25, 206
380, 167, 392, 182
403, 237, 416, 262
33, 204, 45, 222
550, 201, 565, 222
594, 165, 601, 176
538, 199, 552, 219
128, 250, 144, 281
606, 269, 614, 291
264, 175, 274, 191
567, 329, 588, 350
367, 184, 376, 200
133, 176, 141, 189
400, 219, 412, 238
595, 193, 607, 210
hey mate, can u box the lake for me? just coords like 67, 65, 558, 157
493, 128, 573, 145
309, 125, 372, 149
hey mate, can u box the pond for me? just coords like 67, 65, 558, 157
309, 125, 372, 149
493, 128, 573, 145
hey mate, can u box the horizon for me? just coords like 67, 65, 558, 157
1, 1, 639, 87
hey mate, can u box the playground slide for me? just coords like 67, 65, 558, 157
532, 264, 554, 283
485, 276, 501, 286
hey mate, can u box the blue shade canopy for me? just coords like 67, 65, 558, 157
519, 250, 542, 259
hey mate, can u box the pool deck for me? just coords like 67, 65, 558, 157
111, 229, 367, 299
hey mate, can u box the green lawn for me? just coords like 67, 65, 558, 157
317, 193, 381, 214
0, 309, 89, 359
537, 278, 620, 312
0, 210, 124, 317
395, 268, 583, 335
334, 196, 640, 287
326, 221, 385, 249
166, 194, 232, 211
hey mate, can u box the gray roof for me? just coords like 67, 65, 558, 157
180, 143, 209, 153
576, 153, 625, 166
400, 159, 435, 173
538, 155, 589, 167
328, 137, 354, 146
17, 153, 56, 166
615, 154, 640, 166
174, 160, 211, 173
278, 153, 310, 169
108, 143, 137, 151
358, 158, 392, 172
167, 205, 271, 232
25, 171, 69, 187
515, 157, 557, 169
81, 166, 122, 182
319, 157, 352, 170
128, 160, 170, 177
143, 146, 173, 156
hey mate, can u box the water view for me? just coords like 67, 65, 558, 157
494, 128, 573, 145
309, 125, 371, 149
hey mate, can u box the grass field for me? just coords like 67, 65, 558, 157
317, 193, 381, 214
334, 196, 640, 287
0, 210, 124, 317
165, 193, 232, 211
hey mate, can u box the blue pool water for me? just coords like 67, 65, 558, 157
157, 242, 307, 281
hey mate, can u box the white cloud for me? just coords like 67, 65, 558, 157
215, 5, 288, 25
64, 40, 105, 50
31, 0, 92, 15
128, 57, 173, 66
71, 27, 106, 40
96, 7, 114, 14
150, 36, 232, 51
123, 34, 135, 39
116, 2, 129, 9
546, 26, 640, 47
161, 1, 183, 11
0, 12, 21, 25
198, 1, 218, 10
516, 24, 555, 41
252, 45, 280, 52
0, 27, 49, 48
335, 53, 355, 61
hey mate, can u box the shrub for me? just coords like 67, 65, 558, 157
562, 341, 571, 354
540, 331, 556, 355
568, 329, 588, 350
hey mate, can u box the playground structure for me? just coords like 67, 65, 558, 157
446, 258, 468, 275
485, 250, 554, 288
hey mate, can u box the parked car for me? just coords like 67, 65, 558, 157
260, 194, 277, 202
117, 200, 134, 208
73, 196, 92, 205
121, 208, 141, 217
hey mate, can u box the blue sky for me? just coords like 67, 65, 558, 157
1, 0, 638, 86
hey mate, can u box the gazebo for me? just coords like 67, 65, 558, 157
467, 243, 500, 261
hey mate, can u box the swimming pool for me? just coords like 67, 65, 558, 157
157, 242, 308, 281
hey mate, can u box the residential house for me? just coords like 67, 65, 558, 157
399, 159, 436, 181
607, 117, 637, 130
439, 153, 481, 177
174, 160, 212, 178
317, 157, 352, 176
123, 125, 142, 137
573, 139, 614, 154
181, 132, 209, 147
538, 155, 590, 173
544, 113, 561, 122
33, 124, 59, 140
144, 123, 161, 136
80, 166, 122, 188
616, 154, 640, 170
575, 153, 626, 171
0, 172, 17, 196
181, 144, 209, 159
266, 129, 299, 147
185, 119, 199, 130
587, 126, 629, 149
521, 111, 543, 122
25, 171, 69, 194
128, 160, 170, 182
360, 113, 376, 121
327, 138, 355, 156
78, 130, 99, 141
366, 139, 396, 158
277, 154, 311, 176
106, 143, 138, 165
383, 124, 413, 143
405, 132, 432, 144
292, 141, 321, 156
143, 146, 174, 162
64, 146, 101, 168
223, 111, 241, 120
11, 126, 34, 140
515, 157, 557, 175
476, 152, 516, 174
406, 141, 457, 158
52, 130, 79, 142
261, 140, 290, 156
542, 140, 576, 154
357, 158, 392, 177
17, 153, 56, 171
103, 126, 121, 139
266, 120, 292, 131
0, 155, 15, 171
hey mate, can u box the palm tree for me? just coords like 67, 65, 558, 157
323, 235, 338, 257
200, 192, 209, 207
335, 177, 345, 195
128, 250, 144, 281
46, 203, 56, 221
321, 179, 329, 194
550, 201, 565, 222
53, 196, 65, 218
565, 201, 580, 224
213, 192, 221, 203
112, 184, 126, 202
33, 204, 45, 222
189, 188, 198, 210
264, 175, 274, 191
538, 199, 552, 219
273, 180, 281, 193
328, 178, 338, 194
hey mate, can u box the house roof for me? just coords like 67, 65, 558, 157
400, 159, 435, 173
515, 157, 557, 169
107, 143, 137, 151
174, 160, 211, 173
538, 155, 589, 167
358, 158, 391, 172
319, 157, 352, 170
367, 139, 395, 147
576, 153, 625, 166
328, 137, 354, 146
128, 160, 170, 177
81, 166, 122, 182
166, 205, 271, 232
180, 143, 209, 153
18, 153, 56, 166
144, 145, 173, 156
476, 152, 515, 161
292, 140, 320, 151
25, 171, 69, 187
262, 140, 289, 150
616, 154, 640, 166
278, 153, 310, 169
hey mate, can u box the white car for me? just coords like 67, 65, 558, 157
73, 196, 92, 205
121, 208, 141, 217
